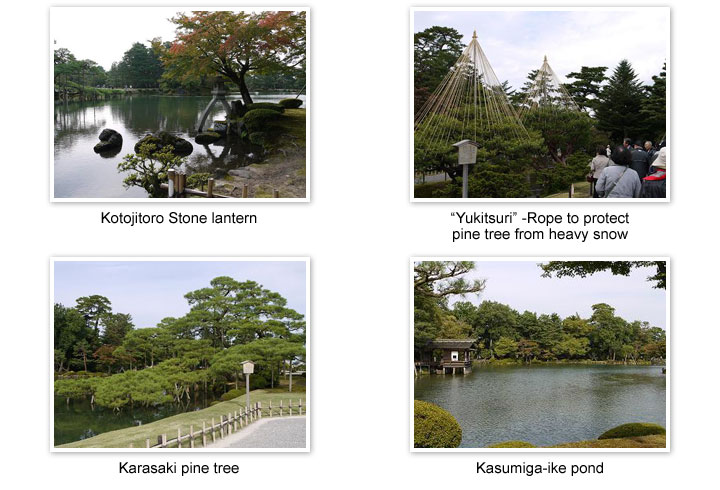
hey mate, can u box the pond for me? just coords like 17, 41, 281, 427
414, 364, 666, 448
53, 92, 305, 198
54, 394, 218, 446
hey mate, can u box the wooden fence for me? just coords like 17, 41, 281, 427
132, 399, 304, 448
161, 169, 280, 198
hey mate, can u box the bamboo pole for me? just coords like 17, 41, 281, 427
177, 428, 182, 448
242, 184, 248, 198
146, 438, 150, 448
273, 189, 279, 198
207, 178, 215, 198
178, 172, 186, 196
211, 418, 216, 443
269, 400, 273, 417
190, 425, 194, 448
202, 421, 207, 447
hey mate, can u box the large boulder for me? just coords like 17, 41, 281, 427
134, 131, 193, 156
94, 129, 122, 153
195, 131, 222, 145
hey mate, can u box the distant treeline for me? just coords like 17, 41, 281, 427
54, 276, 305, 410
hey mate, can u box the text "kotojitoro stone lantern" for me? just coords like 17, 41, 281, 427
242, 360, 254, 409
453, 140, 480, 198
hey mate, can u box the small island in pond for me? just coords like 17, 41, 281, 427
413, 260, 667, 449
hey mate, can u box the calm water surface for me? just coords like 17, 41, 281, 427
54, 92, 305, 198
54, 395, 216, 445
414, 364, 666, 447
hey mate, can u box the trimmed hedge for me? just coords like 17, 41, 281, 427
249, 132, 266, 146
247, 102, 285, 113
242, 108, 282, 133
220, 388, 244, 402
279, 98, 303, 109
414, 400, 462, 448
598, 423, 666, 440
488, 440, 536, 448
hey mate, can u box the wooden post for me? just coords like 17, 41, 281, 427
177, 427, 182, 448
202, 421, 207, 447
242, 184, 248, 198
299, 399, 302, 415
269, 400, 273, 417
178, 172, 186, 196
289, 399, 293, 416
273, 189, 279, 198
280, 399, 283, 417
211, 418, 216, 443
569, 183, 575, 198
168, 169, 176, 197
219, 416, 225, 439
258, 402, 262, 418
161, 434, 167, 448
146, 438, 150, 448
129, 442, 134, 448
234, 410, 238, 431
190, 425, 194, 448
228, 412, 233, 434
207, 178, 215, 198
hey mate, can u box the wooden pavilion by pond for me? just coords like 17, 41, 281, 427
415, 339, 475, 375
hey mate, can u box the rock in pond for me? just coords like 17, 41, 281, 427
212, 121, 228, 135
195, 131, 222, 145
94, 129, 123, 153
134, 131, 193, 156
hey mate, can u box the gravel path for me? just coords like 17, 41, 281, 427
209, 416, 306, 449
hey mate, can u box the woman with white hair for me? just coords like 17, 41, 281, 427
640, 147, 667, 198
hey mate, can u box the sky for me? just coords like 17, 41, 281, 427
446, 261, 666, 329
54, 260, 307, 328
414, 8, 669, 91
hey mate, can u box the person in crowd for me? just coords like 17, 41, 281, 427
595, 145, 642, 198
588, 146, 611, 198
630, 140, 650, 179
623, 137, 633, 149
640, 147, 667, 198
606, 144, 612, 157
644, 140, 656, 161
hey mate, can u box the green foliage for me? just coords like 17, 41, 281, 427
186, 172, 210, 190
598, 423, 666, 440
595, 60, 647, 142
242, 109, 283, 133
540, 261, 667, 289
414, 400, 462, 448
220, 389, 244, 401
488, 440, 536, 448
108, 42, 164, 88
247, 102, 285, 113
279, 98, 303, 109
117, 142, 184, 198
564, 66, 608, 114
493, 336, 518, 359
249, 132, 266, 146
414, 26, 464, 111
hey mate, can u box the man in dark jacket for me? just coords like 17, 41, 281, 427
640, 147, 666, 198
630, 140, 650, 179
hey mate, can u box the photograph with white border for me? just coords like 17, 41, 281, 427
51, 257, 310, 452
51, 7, 309, 201
411, 7, 669, 201
412, 257, 668, 451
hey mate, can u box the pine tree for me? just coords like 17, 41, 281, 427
564, 66, 608, 114
640, 63, 667, 142
595, 60, 647, 142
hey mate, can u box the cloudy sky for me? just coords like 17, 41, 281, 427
54, 260, 307, 328
414, 8, 669, 91
446, 261, 666, 329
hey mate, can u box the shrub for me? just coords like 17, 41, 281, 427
209, 400, 221, 407
279, 98, 303, 109
414, 400, 462, 448
488, 440, 536, 448
220, 388, 244, 402
249, 132, 266, 146
242, 109, 282, 133
598, 423, 666, 440
186, 172, 210, 191
247, 102, 285, 113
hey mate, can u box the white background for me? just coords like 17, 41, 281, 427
1, 0, 719, 487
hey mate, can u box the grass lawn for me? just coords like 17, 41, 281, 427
545, 181, 592, 198
57, 386, 306, 449
549, 434, 665, 448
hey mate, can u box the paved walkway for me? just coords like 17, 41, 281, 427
209, 416, 306, 449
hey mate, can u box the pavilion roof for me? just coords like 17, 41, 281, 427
427, 339, 475, 349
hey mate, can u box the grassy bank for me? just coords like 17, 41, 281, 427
545, 181, 591, 198
550, 434, 665, 448
57, 388, 306, 448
